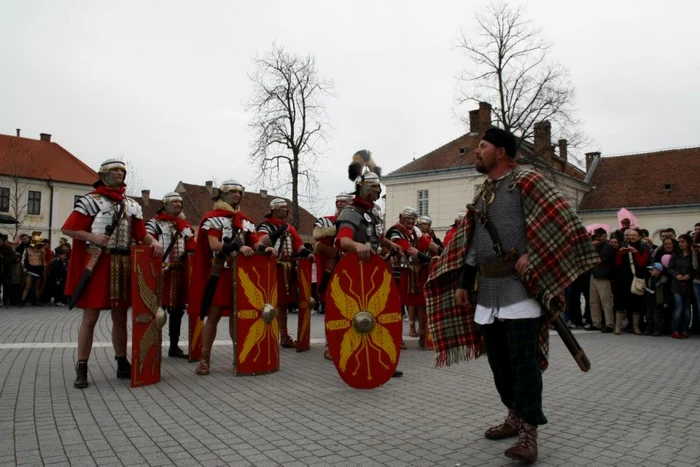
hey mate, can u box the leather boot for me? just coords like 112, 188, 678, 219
614, 311, 625, 335
633, 314, 642, 335
505, 421, 538, 464
115, 355, 131, 379
484, 409, 520, 440
74, 361, 88, 389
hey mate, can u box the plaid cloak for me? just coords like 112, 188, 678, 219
424, 166, 599, 370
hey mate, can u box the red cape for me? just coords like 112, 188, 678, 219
187, 208, 255, 317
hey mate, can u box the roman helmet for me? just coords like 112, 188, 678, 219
94, 158, 127, 188
30, 231, 44, 250
267, 198, 289, 218
159, 192, 184, 216
212, 180, 245, 207
348, 150, 382, 202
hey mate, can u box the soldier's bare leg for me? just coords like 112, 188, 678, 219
408, 306, 417, 336
75, 308, 100, 389
197, 305, 222, 375
111, 307, 131, 378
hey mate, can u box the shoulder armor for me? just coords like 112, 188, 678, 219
124, 197, 143, 219
336, 206, 364, 230
74, 194, 100, 216
145, 218, 161, 236
257, 221, 274, 234
242, 219, 256, 233
202, 216, 225, 231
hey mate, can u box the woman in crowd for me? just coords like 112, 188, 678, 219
668, 234, 695, 338
615, 228, 649, 335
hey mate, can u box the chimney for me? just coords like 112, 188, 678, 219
478, 102, 492, 132
468, 102, 492, 134
40, 133, 51, 142
558, 139, 568, 163
205, 180, 213, 194
16, 129, 20, 137
533, 121, 553, 164
585, 151, 601, 172
141, 189, 150, 205
259, 189, 268, 198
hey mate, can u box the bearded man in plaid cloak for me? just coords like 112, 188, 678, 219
424, 128, 599, 464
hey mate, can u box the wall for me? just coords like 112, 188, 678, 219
0, 176, 92, 248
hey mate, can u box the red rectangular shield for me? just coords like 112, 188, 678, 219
296, 258, 312, 352
130, 246, 163, 388
232, 254, 279, 375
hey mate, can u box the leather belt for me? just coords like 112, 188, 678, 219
104, 248, 130, 256
478, 261, 516, 278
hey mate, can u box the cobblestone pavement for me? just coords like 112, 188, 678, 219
1, 306, 699, 467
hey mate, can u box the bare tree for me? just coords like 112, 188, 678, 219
0, 140, 39, 236
455, 2, 589, 167
246, 43, 335, 228
119, 157, 145, 197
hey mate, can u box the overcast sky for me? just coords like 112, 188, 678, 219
2, 0, 698, 216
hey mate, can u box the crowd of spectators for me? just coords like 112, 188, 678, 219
565, 221, 700, 339
0, 233, 70, 308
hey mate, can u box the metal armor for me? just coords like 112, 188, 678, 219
201, 216, 254, 265
75, 194, 142, 249
145, 219, 193, 262
336, 204, 383, 252
258, 222, 293, 259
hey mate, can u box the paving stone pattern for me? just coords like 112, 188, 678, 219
1, 307, 699, 466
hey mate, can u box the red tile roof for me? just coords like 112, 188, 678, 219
385, 132, 586, 181
578, 147, 700, 211
135, 183, 316, 237
0, 134, 98, 185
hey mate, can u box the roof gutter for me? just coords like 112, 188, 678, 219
46, 178, 54, 244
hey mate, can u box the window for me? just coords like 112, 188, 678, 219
0, 187, 9, 213
663, 183, 673, 191
417, 189, 429, 216
28, 190, 41, 215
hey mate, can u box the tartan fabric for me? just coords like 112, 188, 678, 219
425, 166, 599, 369
481, 317, 547, 426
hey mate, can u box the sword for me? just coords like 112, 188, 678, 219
199, 237, 232, 320
68, 225, 115, 310
551, 313, 591, 372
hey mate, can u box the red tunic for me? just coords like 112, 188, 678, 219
388, 223, 432, 306
148, 216, 196, 307
443, 226, 458, 248
258, 217, 303, 306
188, 209, 259, 318
63, 211, 147, 310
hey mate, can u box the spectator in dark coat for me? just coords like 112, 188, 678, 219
668, 234, 694, 338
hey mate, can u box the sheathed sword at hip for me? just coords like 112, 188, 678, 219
68, 224, 115, 310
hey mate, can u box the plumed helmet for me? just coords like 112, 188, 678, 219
30, 231, 44, 248
348, 150, 382, 185
94, 158, 127, 188
417, 215, 432, 225
400, 206, 419, 219
212, 180, 245, 200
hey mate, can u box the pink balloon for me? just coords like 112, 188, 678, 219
661, 254, 671, 268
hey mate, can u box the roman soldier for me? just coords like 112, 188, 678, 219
188, 180, 276, 375
386, 207, 439, 347
20, 232, 46, 306
313, 192, 353, 359
62, 158, 163, 389
443, 212, 466, 248
334, 149, 403, 377
417, 215, 443, 253
257, 198, 314, 349
145, 192, 196, 358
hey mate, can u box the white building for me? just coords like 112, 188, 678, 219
0, 131, 98, 248
382, 103, 591, 239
